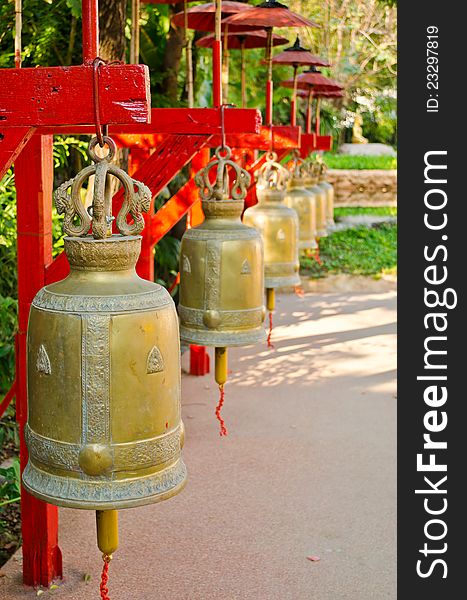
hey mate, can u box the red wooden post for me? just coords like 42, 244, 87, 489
190, 346, 210, 376
188, 148, 210, 375
82, 0, 99, 63
265, 79, 273, 126
15, 135, 62, 587
290, 97, 296, 127
306, 93, 312, 134
315, 97, 321, 136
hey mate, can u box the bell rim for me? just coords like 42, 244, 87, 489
180, 325, 267, 347
265, 274, 301, 288
22, 459, 187, 510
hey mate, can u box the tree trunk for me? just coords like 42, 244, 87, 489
98, 0, 129, 172
159, 5, 184, 104
99, 0, 128, 62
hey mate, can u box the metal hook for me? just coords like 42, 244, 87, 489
92, 57, 106, 147
92, 57, 122, 147
220, 103, 235, 151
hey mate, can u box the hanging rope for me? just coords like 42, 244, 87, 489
267, 312, 274, 348
100, 554, 112, 600
215, 384, 228, 436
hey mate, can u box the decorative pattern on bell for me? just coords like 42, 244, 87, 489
23, 137, 187, 510
284, 151, 319, 250
304, 160, 328, 238
243, 152, 300, 289
178, 146, 267, 347
316, 159, 335, 228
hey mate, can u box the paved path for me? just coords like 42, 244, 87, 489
1, 291, 396, 600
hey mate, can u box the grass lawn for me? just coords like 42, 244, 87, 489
334, 207, 397, 218
301, 222, 397, 279
323, 154, 397, 170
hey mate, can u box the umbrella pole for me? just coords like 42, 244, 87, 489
213, 0, 222, 106
265, 27, 273, 126
184, 1, 194, 108
130, 0, 140, 64
222, 26, 230, 102
315, 96, 321, 136
241, 41, 246, 108
291, 64, 298, 126
306, 91, 313, 134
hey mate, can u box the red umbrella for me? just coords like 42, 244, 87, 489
197, 30, 288, 107
281, 69, 344, 91
172, 2, 257, 104
141, 0, 199, 107
282, 72, 344, 134
271, 35, 330, 125
271, 36, 329, 67
296, 89, 344, 98
223, 0, 320, 125
172, 2, 256, 32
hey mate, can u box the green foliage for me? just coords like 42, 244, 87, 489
335, 206, 397, 217
0, 0, 82, 68
322, 154, 397, 170
301, 223, 397, 277
154, 236, 181, 295
0, 458, 21, 507
0, 296, 17, 395
0, 170, 17, 299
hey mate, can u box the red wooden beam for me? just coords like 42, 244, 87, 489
0, 127, 35, 180
0, 64, 150, 127
15, 135, 62, 587
37, 107, 261, 136
149, 178, 200, 247
208, 125, 301, 150
299, 133, 317, 157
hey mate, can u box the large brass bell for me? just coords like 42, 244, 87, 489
284, 151, 318, 251
243, 152, 300, 312
304, 160, 328, 238
317, 159, 335, 228
178, 146, 266, 391
23, 137, 186, 558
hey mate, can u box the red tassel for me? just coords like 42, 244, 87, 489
100, 555, 111, 600
267, 312, 274, 348
215, 384, 228, 437
294, 285, 305, 298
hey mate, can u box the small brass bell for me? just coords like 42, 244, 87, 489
178, 146, 266, 407
317, 159, 335, 228
304, 160, 328, 238
243, 152, 300, 312
24, 137, 186, 559
284, 151, 319, 251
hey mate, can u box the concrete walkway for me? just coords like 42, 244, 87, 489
1, 291, 396, 600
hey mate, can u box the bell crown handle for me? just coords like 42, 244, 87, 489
54, 136, 151, 239
287, 149, 307, 179
194, 146, 251, 202
255, 151, 291, 191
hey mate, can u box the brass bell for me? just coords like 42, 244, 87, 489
317, 159, 335, 228
23, 137, 186, 557
243, 152, 300, 312
284, 151, 319, 250
178, 146, 266, 390
304, 160, 328, 238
